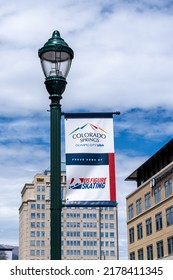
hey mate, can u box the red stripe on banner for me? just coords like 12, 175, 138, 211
108, 153, 116, 201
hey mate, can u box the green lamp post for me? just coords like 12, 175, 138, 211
38, 31, 74, 260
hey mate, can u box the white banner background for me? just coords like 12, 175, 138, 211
65, 118, 114, 154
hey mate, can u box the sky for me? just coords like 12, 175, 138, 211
1, 0, 173, 260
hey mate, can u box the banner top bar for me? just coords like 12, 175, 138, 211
63, 112, 120, 119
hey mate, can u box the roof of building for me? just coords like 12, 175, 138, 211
125, 138, 173, 185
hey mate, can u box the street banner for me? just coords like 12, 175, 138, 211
64, 113, 116, 206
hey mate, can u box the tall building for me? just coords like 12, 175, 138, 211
126, 139, 173, 260
19, 170, 118, 260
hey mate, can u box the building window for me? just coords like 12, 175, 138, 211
30, 250, 35, 256
105, 223, 109, 229
110, 241, 115, 247
37, 178, 44, 183
105, 241, 109, 247
157, 240, 164, 259
130, 252, 135, 260
138, 248, 143, 260
41, 250, 45, 256
36, 240, 40, 246
31, 213, 35, 219
167, 236, 173, 255
128, 204, 134, 220
31, 222, 35, 228
137, 223, 143, 240
155, 212, 162, 231
146, 218, 152, 236
36, 250, 40, 256
129, 227, 134, 244
166, 206, 173, 227
147, 245, 153, 260
154, 186, 161, 204
165, 179, 172, 198
30, 240, 35, 246
145, 192, 151, 209
83, 250, 97, 256
41, 213, 45, 219
136, 198, 142, 215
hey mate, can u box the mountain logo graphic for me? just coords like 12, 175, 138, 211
69, 123, 108, 135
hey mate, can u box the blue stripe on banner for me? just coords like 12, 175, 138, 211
66, 153, 108, 165
65, 200, 117, 207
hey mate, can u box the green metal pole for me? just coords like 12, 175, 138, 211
38, 30, 73, 260
50, 95, 62, 260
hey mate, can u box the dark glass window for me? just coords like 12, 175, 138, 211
129, 227, 134, 244
137, 223, 143, 240
147, 245, 153, 260
136, 198, 142, 215
157, 240, 164, 259
165, 179, 172, 198
154, 186, 161, 204
145, 192, 151, 209
130, 251, 135, 260
146, 218, 152, 236
166, 206, 173, 227
138, 248, 143, 260
168, 236, 173, 255
155, 212, 162, 231
128, 204, 134, 220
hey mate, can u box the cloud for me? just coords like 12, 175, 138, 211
115, 108, 173, 141
0, 0, 173, 115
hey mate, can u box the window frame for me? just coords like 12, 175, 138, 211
157, 240, 164, 259
154, 185, 161, 204
145, 192, 151, 209
137, 223, 143, 240
128, 203, 134, 220
146, 217, 152, 236
136, 198, 142, 215
155, 212, 163, 231
147, 244, 153, 260
166, 206, 173, 227
165, 178, 172, 198
129, 227, 134, 244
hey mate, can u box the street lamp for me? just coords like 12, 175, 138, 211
38, 31, 74, 260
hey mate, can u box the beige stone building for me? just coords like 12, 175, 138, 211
126, 139, 173, 260
19, 170, 118, 260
